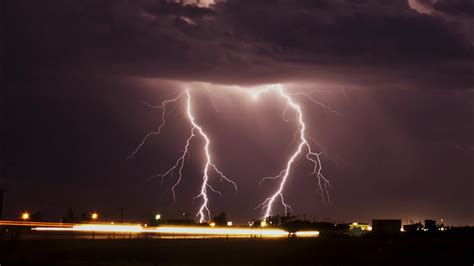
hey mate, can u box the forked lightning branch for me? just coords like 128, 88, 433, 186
129, 84, 331, 223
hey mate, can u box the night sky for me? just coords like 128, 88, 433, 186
3, 0, 473, 225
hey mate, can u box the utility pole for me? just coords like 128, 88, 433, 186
1, 0, 7, 223
0, 187, 4, 219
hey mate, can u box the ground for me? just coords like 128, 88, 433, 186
0, 234, 473, 265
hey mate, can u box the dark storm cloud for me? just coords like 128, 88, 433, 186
6, 0, 473, 88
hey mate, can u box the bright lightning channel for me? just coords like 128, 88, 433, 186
184, 90, 237, 223
251, 84, 331, 219
129, 89, 237, 223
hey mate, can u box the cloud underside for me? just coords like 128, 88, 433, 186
7, 0, 473, 89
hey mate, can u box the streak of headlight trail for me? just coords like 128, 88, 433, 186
251, 84, 331, 219
129, 89, 237, 223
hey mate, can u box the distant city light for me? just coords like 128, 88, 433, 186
91, 213, 98, 220
261, 221, 268, 227
227, 221, 233, 226
349, 222, 371, 232
209, 222, 216, 227
155, 214, 161, 220
21, 212, 30, 221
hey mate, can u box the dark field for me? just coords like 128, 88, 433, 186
0, 234, 473, 266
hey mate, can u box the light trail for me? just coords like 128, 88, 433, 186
250, 84, 331, 219
27, 222, 319, 238
155, 226, 289, 238
0, 220, 74, 227
294, 231, 320, 237
129, 89, 237, 223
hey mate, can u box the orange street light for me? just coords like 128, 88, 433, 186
21, 212, 30, 221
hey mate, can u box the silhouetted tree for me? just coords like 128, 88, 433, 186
249, 219, 261, 227
212, 212, 227, 226
267, 214, 297, 228
267, 215, 282, 226
281, 213, 296, 225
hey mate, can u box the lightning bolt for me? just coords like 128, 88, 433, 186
251, 85, 331, 219
129, 89, 237, 223
184, 90, 237, 223
130, 84, 331, 222
127, 91, 186, 160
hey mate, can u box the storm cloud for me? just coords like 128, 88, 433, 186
6, 0, 473, 88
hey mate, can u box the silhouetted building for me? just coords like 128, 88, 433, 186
372, 219, 401, 234
425, 219, 437, 232
403, 223, 423, 233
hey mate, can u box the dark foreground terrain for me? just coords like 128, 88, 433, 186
0, 234, 473, 265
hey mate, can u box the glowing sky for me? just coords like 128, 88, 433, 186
3, 0, 473, 225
